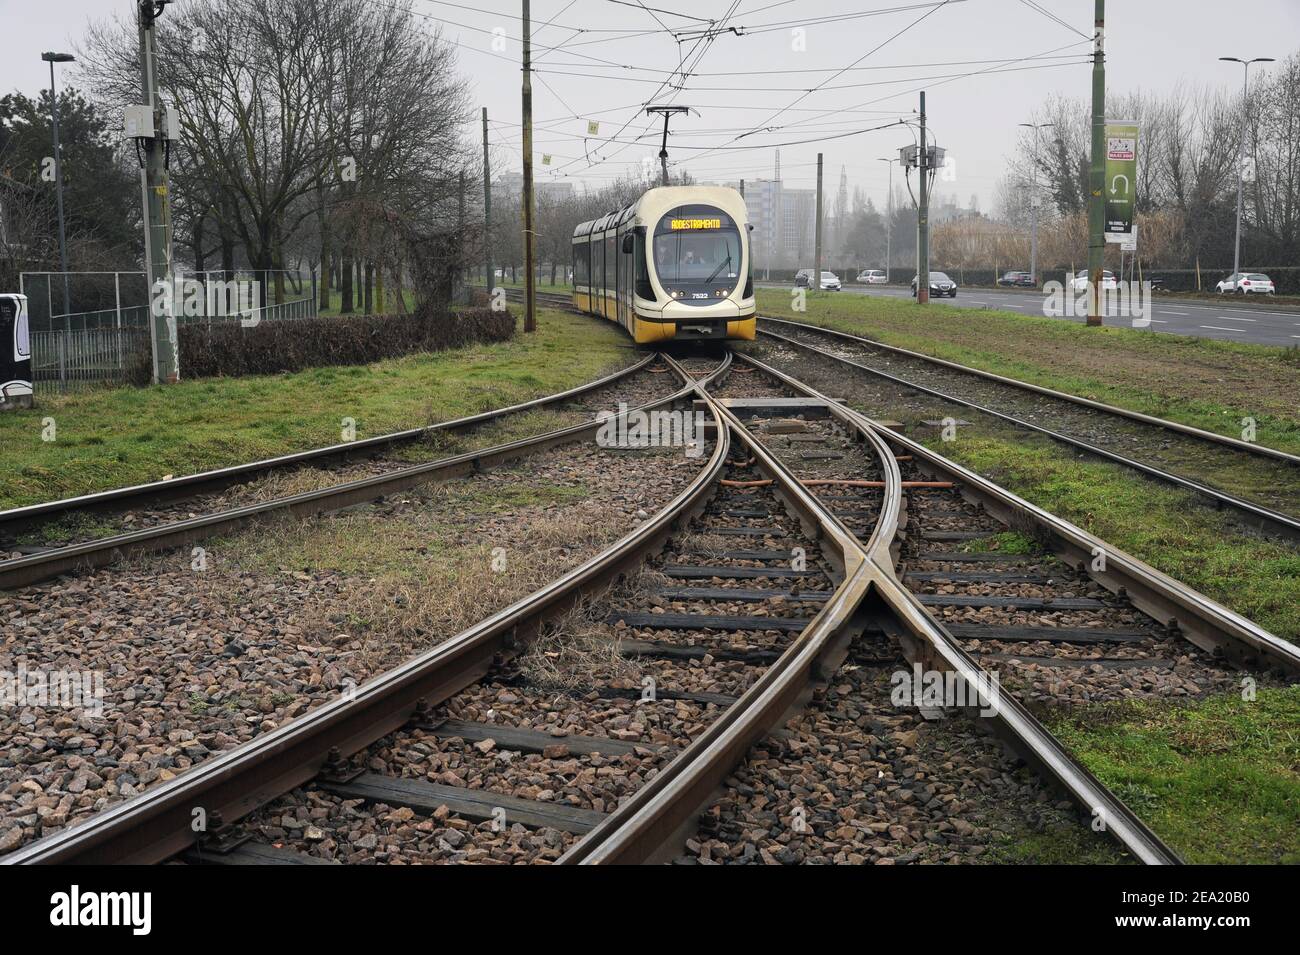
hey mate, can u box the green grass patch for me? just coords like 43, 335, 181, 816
1045, 688, 1300, 864
1, 309, 632, 510
923, 426, 1300, 644
760, 289, 1300, 454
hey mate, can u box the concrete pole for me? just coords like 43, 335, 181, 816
521, 0, 537, 332
917, 92, 930, 305
1086, 0, 1106, 326
482, 107, 493, 291
813, 153, 823, 287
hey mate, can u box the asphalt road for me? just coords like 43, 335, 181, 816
759, 282, 1300, 347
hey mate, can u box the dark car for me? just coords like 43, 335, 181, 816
997, 271, 1036, 287
910, 272, 958, 298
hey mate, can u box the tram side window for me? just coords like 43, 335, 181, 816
605, 234, 615, 292
635, 232, 655, 300
573, 242, 589, 285
15, 306, 29, 358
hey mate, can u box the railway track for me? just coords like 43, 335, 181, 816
0, 354, 687, 590
6, 327, 1294, 864
0, 350, 662, 556
757, 316, 1300, 541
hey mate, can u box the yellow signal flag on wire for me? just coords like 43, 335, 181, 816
587, 120, 600, 136
542, 154, 552, 165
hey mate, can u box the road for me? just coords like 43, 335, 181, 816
759, 283, 1300, 347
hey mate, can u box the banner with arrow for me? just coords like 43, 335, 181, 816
1104, 120, 1139, 242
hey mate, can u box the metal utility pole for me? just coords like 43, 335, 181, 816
813, 153, 824, 286
1019, 122, 1055, 286
482, 107, 493, 291
1086, 0, 1106, 326
1220, 56, 1274, 283
137, 0, 179, 381
521, 0, 537, 332
877, 157, 895, 282
42, 52, 74, 331
646, 106, 691, 187
917, 92, 930, 305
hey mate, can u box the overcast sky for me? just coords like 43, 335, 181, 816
3, 0, 1297, 211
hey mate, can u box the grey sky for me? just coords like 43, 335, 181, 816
3, 0, 1297, 211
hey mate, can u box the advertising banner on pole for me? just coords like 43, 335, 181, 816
1105, 120, 1139, 243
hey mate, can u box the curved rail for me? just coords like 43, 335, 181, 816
0, 351, 658, 539
560, 355, 880, 863
3, 360, 735, 865
0, 355, 726, 590
730, 353, 1185, 865
761, 315, 1300, 466
760, 324, 1300, 541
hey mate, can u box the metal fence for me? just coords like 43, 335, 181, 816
32, 327, 151, 394
31, 295, 319, 393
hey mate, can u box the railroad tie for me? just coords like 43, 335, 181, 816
411, 719, 661, 758
944, 624, 1152, 644
610, 611, 813, 633
918, 594, 1105, 610
321, 774, 608, 835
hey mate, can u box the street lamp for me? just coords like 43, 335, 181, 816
42, 51, 75, 332
877, 157, 898, 283
1018, 122, 1055, 286
1219, 56, 1274, 285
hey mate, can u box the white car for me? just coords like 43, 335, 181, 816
1216, 272, 1275, 295
856, 269, 888, 285
819, 271, 842, 290
1069, 270, 1117, 293
797, 269, 840, 290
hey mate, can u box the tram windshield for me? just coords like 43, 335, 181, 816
653, 206, 742, 286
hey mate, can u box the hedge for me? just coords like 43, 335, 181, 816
177, 306, 516, 379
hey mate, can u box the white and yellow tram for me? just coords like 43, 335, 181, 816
571, 186, 756, 344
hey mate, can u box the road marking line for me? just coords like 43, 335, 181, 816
1201, 325, 1240, 332
1149, 319, 1168, 323
1218, 316, 1256, 322
1163, 310, 1188, 315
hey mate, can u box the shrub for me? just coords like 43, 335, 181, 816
178, 306, 516, 379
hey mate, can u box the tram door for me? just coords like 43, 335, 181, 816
0, 293, 33, 409
616, 228, 628, 332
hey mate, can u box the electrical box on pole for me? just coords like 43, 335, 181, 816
132, 0, 180, 382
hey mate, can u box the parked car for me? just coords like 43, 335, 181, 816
1069, 270, 1117, 293
910, 272, 957, 297
856, 269, 889, 285
796, 269, 841, 290
1216, 272, 1275, 295
997, 271, 1036, 287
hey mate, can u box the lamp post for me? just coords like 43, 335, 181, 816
1219, 56, 1274, 284
877, 157, 897, 282
1018, 122, 1055, 286
42, 51, 75, 331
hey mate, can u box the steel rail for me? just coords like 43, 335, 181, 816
761, 315, 1300, 466
759, 324, 1300, 541
0, 355, 729, 591
735, 353, 1185, 865
4, 362, 735, 865
561, 355, 884, 864
0, 352, 659, 539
